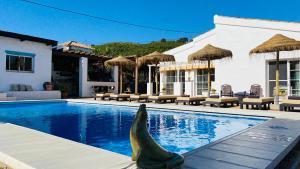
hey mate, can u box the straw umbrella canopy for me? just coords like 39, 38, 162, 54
250, 34, 300, 104
138, 51, 175, 95
188, 44, 232, 96
105, 56, 135, 93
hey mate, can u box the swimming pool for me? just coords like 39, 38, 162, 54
0, 102, 267, 156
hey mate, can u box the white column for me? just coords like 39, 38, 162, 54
113, 66, 119, 94
148, 66, 152, 83
185, 70, 196, 96
185, 71, 192, 96
160, 71, 166, 95
147, 65, 153, 95
192, 70, 196, 96
79, 57, 88, 97
174, 70, 183, 96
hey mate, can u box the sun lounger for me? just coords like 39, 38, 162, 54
280, 96, 300, 111
109, 94, 130, 101
203, 97, 239, 107
240, 97, 274, 110
176, 96, 206, 105
129, 94, 149, 102
94, 93, 112, 100
148, 95, 177, 103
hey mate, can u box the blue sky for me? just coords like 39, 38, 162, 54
1, 0, 300, 44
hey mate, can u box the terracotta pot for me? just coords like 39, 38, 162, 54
62, 92, 68, 99
45, 84, 53, 91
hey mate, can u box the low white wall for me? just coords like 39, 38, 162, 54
7, 91, 61, 100
79, 57, 118, 97
84, 81, 117, 97
0, 36, 53, 92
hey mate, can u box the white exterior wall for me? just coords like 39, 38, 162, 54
79, 57, 118, 97
165, 15, 300, 96
165, 30, 217, 62
0, 36, 52, 91
213, 16, 300, 96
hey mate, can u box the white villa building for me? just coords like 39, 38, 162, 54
0, 30, 57, 91
158, 15, 300, 98
0, 30, 62, 100
0, 31, 118, 100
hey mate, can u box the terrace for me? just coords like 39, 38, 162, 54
0, 99, 299, 169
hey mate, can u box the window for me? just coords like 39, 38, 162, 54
290, 61, 300, 96
166, 71, 176, 95
268, 61, 287, 97
6, 55, 33, 72
196, 69, 215, 95
179, 70, 185, 94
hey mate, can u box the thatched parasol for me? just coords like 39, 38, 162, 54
138, 51, 175, 66
138, 51, 175, 95
250, 34, 300, 104
188, 44, 232, 96
105, 56, 135, 93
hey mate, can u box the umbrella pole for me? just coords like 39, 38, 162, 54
135, 58, 139, 95
207, 60, 211, 97
275, 51, 280, 105
155, 65, 158, 95
120, 66, 123, 94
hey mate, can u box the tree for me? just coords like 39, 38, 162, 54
177, 37, 189, 43
160, 38, 167, 42
93, 38, 186, 57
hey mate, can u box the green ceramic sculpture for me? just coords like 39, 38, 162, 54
130, 104, 184, 169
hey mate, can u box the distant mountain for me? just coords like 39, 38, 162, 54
93, 38, 189, 57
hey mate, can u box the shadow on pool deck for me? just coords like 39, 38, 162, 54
275, 141, 300, 169
182, 118, 300, 169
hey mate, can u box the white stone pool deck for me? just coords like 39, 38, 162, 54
0, 99, 300, 169
0, 123, 135, 169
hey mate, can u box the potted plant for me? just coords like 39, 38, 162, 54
43, 82, 54, 91
211, 88, 216, 94
161, 87, 166, 95
57, 84, 68, 99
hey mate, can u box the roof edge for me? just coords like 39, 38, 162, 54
0, 30, 57, 46
214, 15, 300, 32
164, 29, 215, 55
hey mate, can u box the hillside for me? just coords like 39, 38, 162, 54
93, 38, 188, 57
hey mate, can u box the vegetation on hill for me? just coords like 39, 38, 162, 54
93, 38, 189, 57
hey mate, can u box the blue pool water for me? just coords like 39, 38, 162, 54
0, 102, 267, 156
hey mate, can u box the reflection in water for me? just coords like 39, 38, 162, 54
0, 102, 266, 156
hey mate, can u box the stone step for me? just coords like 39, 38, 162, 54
0, 93, 7, 99
0, 96, 16, 101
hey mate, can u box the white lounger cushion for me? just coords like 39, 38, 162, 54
282, 99, 300, 105
206, 97, 238, 103
130, 94, 148, 99
148, 95, 177, 99
177, 96, 206, 101
110, 94, 130, 98
243, 97, 274, 103
96, 93, 111, 97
